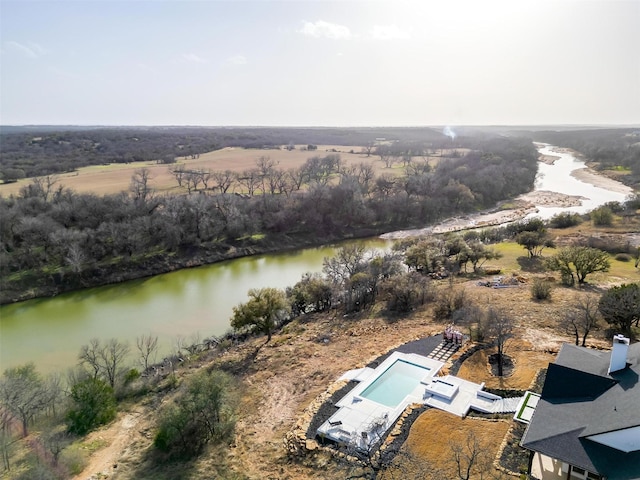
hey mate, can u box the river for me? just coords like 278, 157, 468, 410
531, 143, 631, 218
0, 239, 391, 373
0, 144, 633, 374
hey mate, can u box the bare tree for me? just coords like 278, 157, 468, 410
362, 142, 375, 157
78, 338, 130, 388
452, 303, 486, 341
323, 244, 367, 285
65, 243, 86, 273
170, 166, 186, 187
99, 339, 130, 389
255, 156, 280, 196
212, 170, 236, 193
136, 334, 159, 371
375, 145, 394, 168
0, 410, 13, 471
29, 175, 59, 202
185, 332, 202, 355
0, 363, 50, 437
41, 426, 70, 467
273, 169, 295, 197
486, 308, 514, 377
449, 431, 508, 480
287, 167, 307, 191
78, 338, 103, 380
561, 294, 601, 346
194, 169, 211, 190
380, 448, 446, 480
184, 170, 202, 194
236, 169, 262, 196
129, 168, 153, 203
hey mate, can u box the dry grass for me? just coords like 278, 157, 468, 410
381, 409, 511, 479
0, 145, 461, 197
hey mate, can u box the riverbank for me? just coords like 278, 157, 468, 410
382, 151, 635, 240
0, 228, 385, 305
2, 144, 634, 306
380, 190, 586, 240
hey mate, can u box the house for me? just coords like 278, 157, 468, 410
521, 335, 640, 480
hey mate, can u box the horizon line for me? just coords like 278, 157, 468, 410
2, 123, 640, 129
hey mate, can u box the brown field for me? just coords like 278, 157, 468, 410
0, 145, 459, 197
381, 409, 511, 479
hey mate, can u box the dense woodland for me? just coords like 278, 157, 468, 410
0, 133, 539, 303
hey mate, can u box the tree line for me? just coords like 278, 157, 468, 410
0, 136, 539, 303
0, 126, 448, 181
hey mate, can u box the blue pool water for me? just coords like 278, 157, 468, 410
360, 360, 430, 407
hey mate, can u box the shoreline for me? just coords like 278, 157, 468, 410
382, 159, 634, 240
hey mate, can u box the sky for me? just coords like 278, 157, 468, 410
1, 0, 638, 126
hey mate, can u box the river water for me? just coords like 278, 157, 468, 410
0, 239, 391, 373
532, 143, 631, 218
0, 144, 633, 373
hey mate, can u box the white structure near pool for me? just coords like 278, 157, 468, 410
317, 351, 522, 452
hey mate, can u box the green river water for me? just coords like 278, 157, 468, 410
0, 238, 390, 373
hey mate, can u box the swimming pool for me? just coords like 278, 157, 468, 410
360, 359, 430, 407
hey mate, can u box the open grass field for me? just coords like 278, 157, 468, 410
0, 145, 456, 197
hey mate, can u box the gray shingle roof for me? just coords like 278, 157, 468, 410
521, 342, 640, 480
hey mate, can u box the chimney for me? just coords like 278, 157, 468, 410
608, 334, 630, 374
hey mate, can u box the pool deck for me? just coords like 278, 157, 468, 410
318, 351, 444, 450
318, 350, 519, 451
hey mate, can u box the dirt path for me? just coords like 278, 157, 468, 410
72, 410, 144, 480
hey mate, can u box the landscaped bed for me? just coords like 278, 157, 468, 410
380, 409, 511, 479
455, 340, 555, 390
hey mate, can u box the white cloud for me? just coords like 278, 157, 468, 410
5, 40, 46, 58
370, 25, 411, 40
182, 53, 207, 64
227, 55, 247, 65
298, 20, 352, 40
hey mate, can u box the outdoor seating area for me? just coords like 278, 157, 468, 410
317, 348, 525, 452
443, 325, 464, 345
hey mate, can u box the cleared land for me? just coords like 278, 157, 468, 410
381, 409, 511, 479
0, 145, 456, 197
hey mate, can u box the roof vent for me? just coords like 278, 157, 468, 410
608, 334, 630, 374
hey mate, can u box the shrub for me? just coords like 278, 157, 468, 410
124, 368, 140, 384
66, 378, 117, 435
384, 272, 435, 313
434, 286, 467, 320
531, 278, 552, 300
590, 206, 613, 226
60, 446, 88, 475
548, 212, 582, 229
615, 253, 632, 262
154, 369, 236, 458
